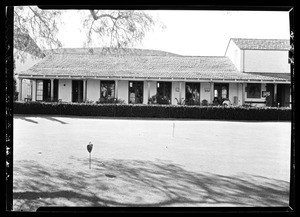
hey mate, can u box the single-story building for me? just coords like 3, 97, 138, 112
16, 38, 291, 107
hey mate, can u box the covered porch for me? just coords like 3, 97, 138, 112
16, 75, 291, 108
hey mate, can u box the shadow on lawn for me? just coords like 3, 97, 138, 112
42, 116, 68, 124
14, 116, 39, 124
13, 158, 289, 210
14, 115, 68, 124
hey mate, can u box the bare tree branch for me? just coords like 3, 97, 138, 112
14, 6, 62, 61
83, 10, 157, 52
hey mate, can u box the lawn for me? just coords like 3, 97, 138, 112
13, 115, 291, 210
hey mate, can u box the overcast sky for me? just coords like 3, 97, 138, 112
56, 10, 290, 56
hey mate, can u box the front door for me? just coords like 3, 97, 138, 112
53, 79, 59, 101
277, 84, 291, 107
266, 84, 275, 106
42, 80, 51, 102
72, 80, 83, 103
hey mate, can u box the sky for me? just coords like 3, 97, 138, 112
56, 10, 290, 56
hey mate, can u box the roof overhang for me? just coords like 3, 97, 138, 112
16, 74, 291, 84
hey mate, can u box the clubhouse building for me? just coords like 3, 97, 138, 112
16, 38, 291, 107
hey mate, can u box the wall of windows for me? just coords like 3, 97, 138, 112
246, 83, 261, 98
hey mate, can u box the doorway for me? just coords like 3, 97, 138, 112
129, 81, 143, 104
72, 80, 83, 103
214, 83, 229, 104
277, 84, 291, 107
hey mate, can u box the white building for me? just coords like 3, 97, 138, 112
16, 38, 291, 107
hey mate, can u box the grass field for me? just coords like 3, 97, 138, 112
13, 115, 291, 210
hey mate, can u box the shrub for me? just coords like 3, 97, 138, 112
201, 99, 208, 106
96, 97, 125, 104
13, 101, 291, 121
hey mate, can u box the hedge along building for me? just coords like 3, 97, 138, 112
16, 38, 291, 107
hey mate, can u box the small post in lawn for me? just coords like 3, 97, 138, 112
87, 142, 93, 169
172, 122, 175, 138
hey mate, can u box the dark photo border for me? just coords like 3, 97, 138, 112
4, 1, 295, 214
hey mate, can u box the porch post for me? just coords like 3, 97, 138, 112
18, 78, 23, 101
242, 83, 245, 105
32, 79, 36, 101
50, 79, 54, 101
236, 83, 239, 105
147, 81, 151, 102
274, 84, 278, 104
210, 82, 214, 104
179, 81, 182, 101
241, 83, 245, 105
83, 79, 87, 102
115, 80, 118, 99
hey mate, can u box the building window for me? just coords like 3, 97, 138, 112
36, 80, 43, 101
185, 82, 200, 105
129, 81, 143, 104
100, 80, 115, 102
247, 83, 261, 98
26, 80, 32, 98
157, 82, 171, 104
214, 83, 229, 104
222, 86, 227, 99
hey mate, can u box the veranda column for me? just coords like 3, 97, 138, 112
18, 78, 23, 101
115, 80, 118, 99
179, 81, 182, 102
274, 84, 278, 105
147, 81, 151, 103
50, 79, 54, 101
242, 83, 245, 105
32, 79, 37, 101
236, 83, 239, 105
210, 82, 214, 104
83, 79, 87, 102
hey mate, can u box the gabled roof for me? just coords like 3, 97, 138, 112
230, 38, 291, 51
44, 47, 182, 57
18, 48, 290, 82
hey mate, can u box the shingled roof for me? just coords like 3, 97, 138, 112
18, 48, 290, 82
231, 38, 291, 50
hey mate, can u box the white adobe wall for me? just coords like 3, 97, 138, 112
244, 50, 290, 73
171, 81, 186, 105
237, 83, 244, 106
118, 80, 129, 104
200, 82, 211, 103
58, 79, 72, 102
225, 40, 243, 72
142, 81, 157, 104
149, 81, 157, 98
87, 80, 100, 102
229, 83, 238, 104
